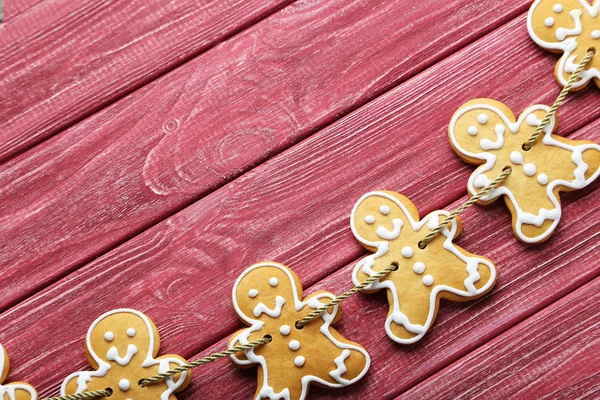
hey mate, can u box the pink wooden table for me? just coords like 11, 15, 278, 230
0, 0, 598, 398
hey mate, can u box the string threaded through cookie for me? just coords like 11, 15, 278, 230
139, 335, 272, 387
522, 50, 594, 151
43, 388, 113, 400
418, 167, 512, 249
294, 263, 398, 329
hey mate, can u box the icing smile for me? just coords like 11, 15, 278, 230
106, 344, 138, 366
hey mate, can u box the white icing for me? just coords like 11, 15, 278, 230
376, 218, 403, 240
0, 344, 38, 400
60, 309, 188, 400
364, 215, 375, 224
538, 173, 549, 185
230, 262, 371, 398
289, 340, 300, 351
553, 4, 563, 13
545, 17, 555, 27
523, 163, 537, 176
593, 30, 600, 39
467, 126, 478, 136
104, 332, 114, 342
413, 262, 425, 274
379, 205, 390, 215
449, 102, 600, 243
473, 174, 490, 188
527, 114, 540, 127
350, 193, 497, 344
329, 350, 351, 383
279, 325, 291, 335
401, 246, 413, 258
249, 289, 259, 298
527, 0, 600, 88
422, 275, 434, 287
495, 124, 505, 135
294, 356, 306, 367
480, 135, 503, 150
510, 151, 524, 164
477, 114, 489, 124
253, 295, 285, 318
126, 328, 136, 338
118, 379, 130, 391
106, 344, 138, 366
269, 277, 279, 287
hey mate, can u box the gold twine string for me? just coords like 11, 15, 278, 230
43, 389, 113, 400
522, 50, 594, 151
418, 167, 512, 249
139, 335, 271, 387
295, 263, 398, 329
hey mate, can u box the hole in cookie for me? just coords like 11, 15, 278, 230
105, 387, 114, 397
418, 241, 427, 250
264, 334, 273, 343
503, 165, 513, 174
295, 321, 304, 330
138, 379, 146, 387
390, 262, 399, 271
588, 47, 597, 56
522, 143, 531, 151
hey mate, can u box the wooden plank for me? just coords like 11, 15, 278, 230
4, 0, 46, 21
0, 2, 539, 310
0, 0, 292, 161
1, 17, 599, 397
398, 276, 600, 400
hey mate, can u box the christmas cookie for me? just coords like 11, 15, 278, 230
351, 191, 497, 344
528, 0, 600, 89
61, 309, 191, 399
229, 262, 370, 400
449, 99, 600, 243
0, 344, 37, 400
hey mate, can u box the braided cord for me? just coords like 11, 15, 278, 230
43, 389, 113, 400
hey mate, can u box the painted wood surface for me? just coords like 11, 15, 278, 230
0, 0, 291, 161
0, 0, 599, 399
0, 1, 537, 310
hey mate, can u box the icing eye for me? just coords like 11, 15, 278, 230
126, 328, 136, 338
104, 331, 114, 342
553, 4, 563, 13
544, 17, 555, 27
527, 114, 540, 127
379, 205, 390, 215
248, 289, 259, 298
364, 215, 375, 224
269, 277, 279, 287
592, 30, 600, 39
467, 126, 478, 136
477, 114, 488, 124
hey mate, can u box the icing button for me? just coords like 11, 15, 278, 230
119, 379, 130, 391
413, 262, 425, 274
280, 325, 291, 335
401, 246, 414, 258
269, 277, 279, 287
294, 356, 306, 367
289, 340, 300, 351
422, 275, 434, 287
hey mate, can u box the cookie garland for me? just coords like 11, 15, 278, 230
6, 1, 600, 399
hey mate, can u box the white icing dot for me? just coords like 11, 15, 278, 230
280, 325, 291, 335
467, 126, 478, 136
248, 289, 259, 298
422, 275, 434, 286
289, 340, 300, 351
544, 17, 555, 27
477, 114, 489, 124
537, 174, 549, 185
269, 277, 279, 287
527, 114, 540, 127
592, 30, 600, 39
118, 379, 130, 391
104, 332, 114, 342
401, 246, 414, 258
413, 262, 425, 274
553, 4, 563, 13
495, 124, 505, 135
365, 215, 375, 224
523, 163, 537, 176
126, 328, 136, 338
510, 151, 523, 165
294, 356, 306, 367
379, 205, 391, 215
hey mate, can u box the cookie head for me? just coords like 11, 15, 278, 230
529, 0, 588, 44
87, 309, 159, 369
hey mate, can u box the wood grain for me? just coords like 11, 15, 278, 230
398, 276, 600, 400
1, 18, 599, 398
0, 2, 541, 310
0, 0, 291, 161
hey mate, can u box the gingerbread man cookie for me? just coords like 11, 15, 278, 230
0, 344, 37, 400
528, 0, 600, 89
61, 309, 191, 399
229, 262, 370, 400
351, 191, 497, 344
449, 99, 600, 243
